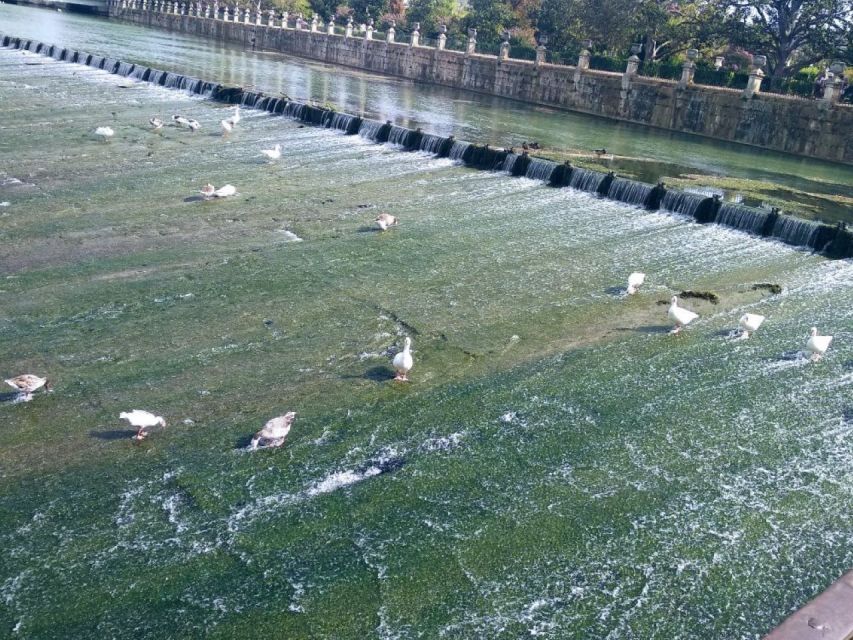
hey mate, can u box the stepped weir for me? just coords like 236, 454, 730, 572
2, 33, 851, 260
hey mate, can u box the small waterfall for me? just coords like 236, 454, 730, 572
714, 203, 769, 235
148, 69, 166, 85
501, 153, 519, 173
568, 168, 606, 193
102, 57, 120, 72
282, 101, 306, 120
525, 159, 557, 182
88, 54, 104, 69
358, 119, 383, 141
387, 125, 412, 147
328, 112, 362, 134
661, 191, 704, 217
448, 141, 470, 161
771, 215, 820, 248
117, 61, 136, 76
419, 133, 447, 155
607, 178, 653, 206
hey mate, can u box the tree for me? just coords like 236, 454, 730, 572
406, 0, 462, 34
464, 0, 522, 49
721, 0, 853, 88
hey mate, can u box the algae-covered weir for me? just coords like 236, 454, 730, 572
1, 6, 853, 640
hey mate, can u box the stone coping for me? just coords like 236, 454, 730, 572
764, 569, 853, 640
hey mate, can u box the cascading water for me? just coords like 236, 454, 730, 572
607, 178, 653, 207
568, 168, 606, 193
661, 191, 705, 217
282, 101, 306, 119
387, 125, 412, 147
448, 141, 470, 162
419, 133, 446, 155
525, 158, 557, 182
357, 119, 383, 141
771, 215, 820, 248
501, 153, 519, 173
714, 203, 769, 235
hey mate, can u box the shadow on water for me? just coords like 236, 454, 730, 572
0, 391, 23, 404
604, 286, 626, 297
89, 429, 137, 441
183, 195, 207, 203
357, 225, 382, 234
630, 325, 673, 335
340, 366, 396, 382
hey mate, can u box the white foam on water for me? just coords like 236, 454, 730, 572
277, 229, 303, 242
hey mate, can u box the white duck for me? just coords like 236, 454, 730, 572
94, 126, 114, 141
199, 183, 216, 198
737, 313, 765, 339
120, 410, 166, 441
626, 272, 645, 295
668, 295, 698, 334
260, 144, 281, 161
220, 118, 234, 135
172, 114, 190, 127
375, 213, 399, 231
392, 337, 413, 381
186, 118, 201, 132
227, 106, 241, 125
5, 374, 50, 401
250, 412, 296, 450
805, 327, 832, 361
149, 116, 164, 130
212, 184, 236, 198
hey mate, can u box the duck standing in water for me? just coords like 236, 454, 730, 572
393, 337, 413, 381
94, 126, 114, 142
375, 213, 399, 231
260, 144, 281, 162
737, 313, 765, 339
668, 296, 698, 334
120, 410, 166, 441
5, 374, 50, 401
626, 272, 645, 295
149, 116, 164, 130
250, 412, 296, 450
805, 327, 832, 361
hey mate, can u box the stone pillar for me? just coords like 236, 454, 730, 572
466, 28, 477, 55
255, 10, 262, 25
244, 8, 252, 24
365, 18, 373, 40
574, 40, 591, 84
678, 48, 698, 88
714, 56, 724, 70
327, 17, 335, 35
437, 24, 447, 50
387, 20, 395, 43
743, 55, 765, 98
822, 61, 847, 105
345, 17, 353, 37
410, 22, 420, 47
266, 9, 274, 25
622, 54, 640, 91
534, 44, 546, 67
281, 11, 289, 28
499, 31, 509, 60
310, 15, 318, 32
295, 13, 304, 29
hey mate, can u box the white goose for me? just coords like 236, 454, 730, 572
227, 106, 241, 125
220, 118, 234, 135
212, 184, 236, 198
120, 410, 166, 441
392, 337, 413, 381
260, 144, 281, 161
94, 126, 114, 141
149, 116, 164, 130
626, 272, 645, 295
172, 114, 190, 128
805, 327, 832, 361
668, 295, 698, 334
199, 183, 216, 198
250, 412, 296, 450
5, 374, 50, 401
737, 313, 765, 339
375, 213, 399, 231
186, 118, 201, 132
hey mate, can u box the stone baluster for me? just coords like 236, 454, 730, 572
678, 48, 698, 88
327, 17, 335, 35
365, 18, 373, 40
714, 56, 724, 70
622, 47, 640, 91
295, 13, 304, 29
410, 22, 420, 47
255, 9, 262, 25
574, 39, 591, 83
387, 20, 395, 43
244, 7, 251, 23
822, 62, 846, 105
437, 23, 447, 50
499, 31, 510, 60
310, 15, 319, 32
267, 9, 275, 26
281, 11, 289, 28
743, 55, 766, 98
465, 28, 477, 55
345, 16, 353, 37
179, 2, 185, 14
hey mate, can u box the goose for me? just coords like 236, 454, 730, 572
149, 116, 164, 130
626, 272, 645, 295
250, 412, 296, 450
5, 374, 49, 400
260, 144, 281, 161
212, 184, 236, 198
199, 183, 216, 198
94, 126, 114, 141
668, 295, 698, 334
392, 337, 413, 381
737, 313, 765, 339
593, 148, 607, 157
220, 118, 234, 135
186, 119, 201, 132
375, 213, 399, 231
172, 114, 190, 127
805, 327, 832, 361
227, 106, 241, 125
119, 410, 166, 441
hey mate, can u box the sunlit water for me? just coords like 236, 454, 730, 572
1, 32, 852, 640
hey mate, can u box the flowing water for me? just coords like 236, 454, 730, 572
1, 11, 853, 640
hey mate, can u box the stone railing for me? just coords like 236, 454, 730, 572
105, 0, 853, 164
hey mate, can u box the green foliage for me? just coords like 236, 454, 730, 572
405, 0, 461, 34
269, 0, 312, 14
349, 0, 389, 22
464, 0, 520, 48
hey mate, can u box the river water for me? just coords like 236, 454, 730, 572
1, 6, 852, 639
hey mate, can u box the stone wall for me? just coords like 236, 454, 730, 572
109, 5, 853, 165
